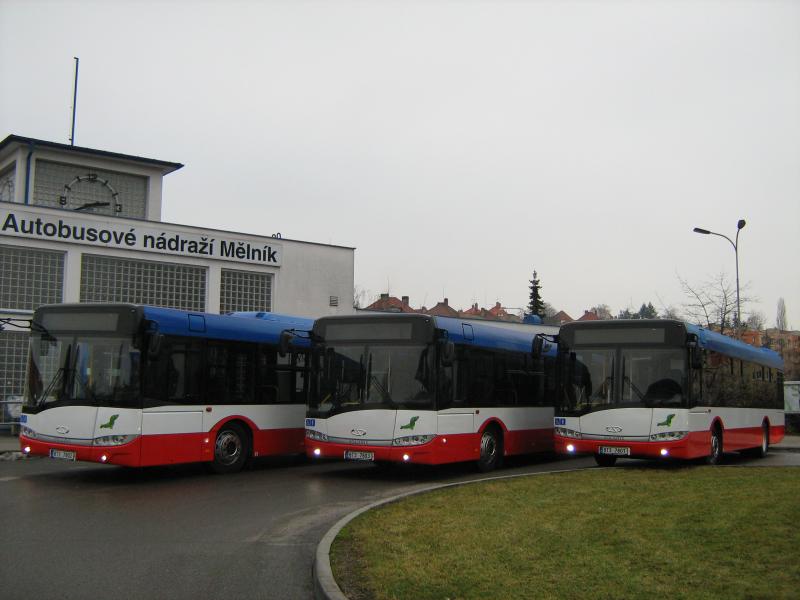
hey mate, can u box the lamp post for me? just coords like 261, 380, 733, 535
692, 219, 746, 336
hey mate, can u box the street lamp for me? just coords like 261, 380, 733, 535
692, 219, 746, 336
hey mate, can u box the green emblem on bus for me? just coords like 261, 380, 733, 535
400, 416, 419, 431
100, 414, 119, 430
657, 414, 675, 427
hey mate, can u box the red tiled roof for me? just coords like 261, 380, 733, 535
365, 294, 416, 314
424, 298, 459, 318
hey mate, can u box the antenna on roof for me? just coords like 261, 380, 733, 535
69, 57, 79, 146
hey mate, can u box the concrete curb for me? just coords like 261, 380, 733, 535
312, 466, 587, 600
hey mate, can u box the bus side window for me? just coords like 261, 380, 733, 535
255, 346, 280, 404
143, 336, 203, 406
206, 343, 230, 404
271, 351, 308, 404
437, 360, 455, 409
702, 350, 720, 407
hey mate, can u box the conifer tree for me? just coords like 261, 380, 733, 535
528, 270, 544, 317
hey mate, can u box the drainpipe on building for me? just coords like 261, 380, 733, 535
24, 142, 35, 204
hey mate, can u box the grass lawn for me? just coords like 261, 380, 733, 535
332, 467, 800, 600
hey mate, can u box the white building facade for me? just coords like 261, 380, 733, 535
0, 135, 355, 428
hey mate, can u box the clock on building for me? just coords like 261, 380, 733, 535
59, 173, 122, 212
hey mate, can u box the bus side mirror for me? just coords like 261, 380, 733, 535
532, 336, 544, 360
439, 340, 455, 367
688, 335, 702, 369
279, 330, 293, 358
690, 346, 702, 370
148, 333, 164, 360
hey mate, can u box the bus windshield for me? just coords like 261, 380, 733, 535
561, 346, 686, 415
310, 342, 435, 417
26, 332, 141, 409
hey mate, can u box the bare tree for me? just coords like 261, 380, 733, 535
589, 304, 613, 320
542, 302, 558, 319
678, 271, 750, 336
777, 297, 788, 331
353, 285, 371, 309
655, 293, 682, 320
745, 311, 766, 331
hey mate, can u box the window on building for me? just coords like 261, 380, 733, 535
0, 331, 28, 424
80, 254, 206, 311
0, 164, 15, 202
0, 245, 64, 311
219, 269, 272, 314
33, 160, 148, 219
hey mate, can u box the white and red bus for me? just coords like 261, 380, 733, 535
301, 313, 559, 471
550, 319, 785, 466
20, 303, 313, 473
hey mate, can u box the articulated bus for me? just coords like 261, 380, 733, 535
302, 313, 559, 471
551, 319, 784, 466
20, 304, 313, 473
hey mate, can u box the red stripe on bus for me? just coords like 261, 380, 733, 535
20, 425, 306, 468
555, 424, 786, 460
306, 427, 554, 465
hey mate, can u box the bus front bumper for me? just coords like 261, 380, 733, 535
305, 439, 441, 465
554, 434, 699, 460
19, 434, 142, 467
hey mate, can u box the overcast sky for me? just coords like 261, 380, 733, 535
1, 0, 798, 327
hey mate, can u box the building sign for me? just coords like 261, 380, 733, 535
0, 208, 281, 266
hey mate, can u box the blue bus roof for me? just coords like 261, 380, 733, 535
685, 322, 783, 370
432, 315, 559, 356
141, 306, 313, 346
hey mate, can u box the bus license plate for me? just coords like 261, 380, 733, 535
344, 450, 374, 461
599, 446, 630, 456
49, 449, 76, 461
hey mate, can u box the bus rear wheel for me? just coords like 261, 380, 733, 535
594, 454, 617, 467
745, 422, 769, 458
209, 422, 250, 474
477, 427, 503, 472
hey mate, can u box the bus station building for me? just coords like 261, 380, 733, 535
0, 134, 355, 429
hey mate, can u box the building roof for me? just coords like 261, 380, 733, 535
0, 134, 184, 175
365, 294, 417, 314
577, 310, 600, 321
424, 298, 459, 318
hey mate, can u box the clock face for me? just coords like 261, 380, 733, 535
59, 173, 122, 213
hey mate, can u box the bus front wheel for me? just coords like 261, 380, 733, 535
209, 422, 250, 474
477, 427, 503, 472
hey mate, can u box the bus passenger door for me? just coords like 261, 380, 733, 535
140, 337, 205, 465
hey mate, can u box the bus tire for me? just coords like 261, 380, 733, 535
209, 422, 250, 474
477, 426, 503, 472
594, 454, 617, 467
745, 422, 769, 458
706, 426, 722, 465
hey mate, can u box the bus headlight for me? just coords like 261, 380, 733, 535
306, 429, 329, 442
21, 426, 37, 439
93, 434, 139, 446
649, 431, 688, 441
392, 434, 435, 446
555, 427, 582, 440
